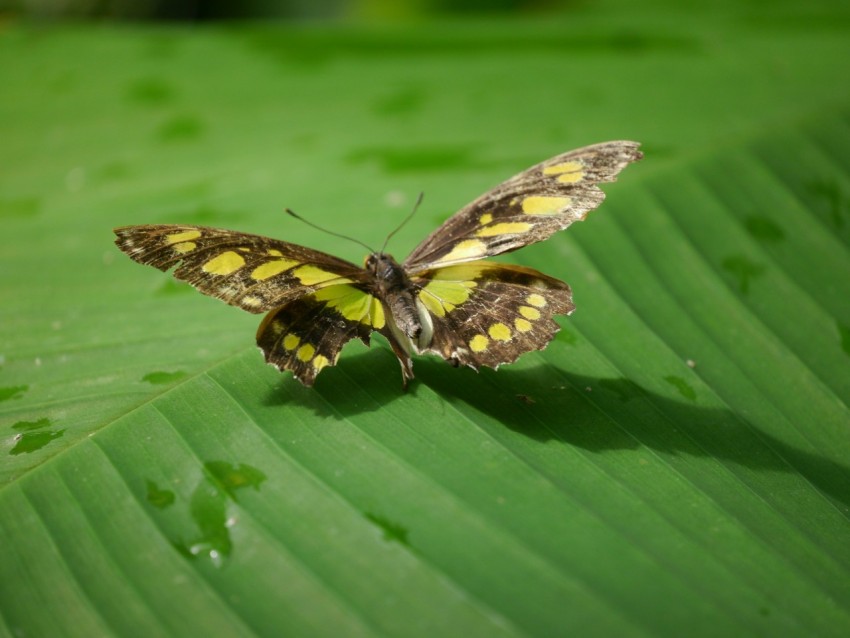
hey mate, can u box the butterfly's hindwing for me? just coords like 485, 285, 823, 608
256, 283, 385, 386
404, 141, 642, 271
114, 224, 366, 313
411, 262, 574, 369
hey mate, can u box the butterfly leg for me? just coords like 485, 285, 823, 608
390, 337, 416, 390
380, 327, 415, 390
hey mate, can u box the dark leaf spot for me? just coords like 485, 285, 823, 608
158, 115, 205, 142
142, 371, 187, 384
365, 512, 411, 548
0, 197, 41, 218
204, 461, 267, 502
155, 279, 193, 296
721, 255, 765, 294
805, 178, 847, 228
663, 375, 697, 402
744, 215, 785, 242
598, 378, 644, 402
10, 429, 65, 455
0, 386, 28, 402
12, 417, 52, 432
373, 88, 426, 116
837, 321, 850, 357
126, 78, 176, 106
146, 479, 176, 509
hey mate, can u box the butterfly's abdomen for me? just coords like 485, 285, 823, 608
366, 252, 432, 348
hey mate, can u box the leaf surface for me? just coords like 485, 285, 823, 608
2, 7, 850, 637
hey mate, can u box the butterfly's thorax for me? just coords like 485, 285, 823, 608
365, 253, 422, 341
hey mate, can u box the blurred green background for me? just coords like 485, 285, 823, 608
4, 0, 573, 20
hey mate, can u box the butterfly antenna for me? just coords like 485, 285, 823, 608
285, 208, 375, 254
380, 192, 424, 255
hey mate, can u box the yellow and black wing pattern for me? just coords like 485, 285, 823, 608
255, 286, 384, 386
114, 141, 641, 387
114, 225, 367, 313
411, 262, 574, 370
404, 141, 642, 271
400, 140, 642, 372
114, 224, 385, 385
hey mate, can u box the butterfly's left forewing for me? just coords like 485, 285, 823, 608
410, 262, 574, 370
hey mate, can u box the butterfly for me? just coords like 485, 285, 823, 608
114, 141, 642, 388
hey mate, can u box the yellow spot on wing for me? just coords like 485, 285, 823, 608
267, 249, 283, 257
267, 320, 284, 336
166, 230, 201, 244
242, 295, 263, 307
543, 161, 582, 175
515, 318, 532, 332
202, 251, 245, 275
296, 343, 315, 362
557, 172, 584, 184
172, 241, 196, 254
488, 323, 511, 341
283, 334, 300, 350
293, 265, 352, 286
469, 335, 489, 352
479, 213, 493, 225
526, 293, 547, 307
251, 258, 299, 281
543, 161, 584, 183
476, 222, 532, 237
519, 306, 541, 320
436, 239, 487, 264
521, 196, 571, 215
313, 355, 330, 371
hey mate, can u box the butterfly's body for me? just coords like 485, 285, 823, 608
364, 251, 428, 384
365, 252, 422, 341
115, 141, 642, 387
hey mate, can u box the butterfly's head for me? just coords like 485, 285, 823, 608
365, 251, 390, 274
365, 252, 407, 285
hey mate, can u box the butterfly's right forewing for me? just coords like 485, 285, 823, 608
404, 141, 642, 271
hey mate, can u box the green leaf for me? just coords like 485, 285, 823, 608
2, 7, 850, 637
